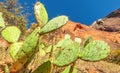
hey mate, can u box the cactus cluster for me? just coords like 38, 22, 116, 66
0, 1, 111, 73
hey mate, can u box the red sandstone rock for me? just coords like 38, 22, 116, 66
59, 21, 120, 50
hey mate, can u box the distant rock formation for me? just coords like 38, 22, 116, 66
91, 8, 120, 32
106, 8, 120, 18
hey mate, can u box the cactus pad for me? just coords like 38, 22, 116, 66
80, 40, 110, 61
82, 36, 93, 48
16, 27, 40, 60
54, 42, 80, 66
1, 26, 21, 43
9, 42, 23, 61
33, 60, 53, 73
40, 15, 68, 34
56, 39, 73, 49
34, 2, 48, 26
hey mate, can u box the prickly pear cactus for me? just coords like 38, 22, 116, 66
33, 60, 53, 73
1, 26, 21, 43
9, 42, 23, 61
15, 27, 40, 60
83, 36, 93, 48
80, 40, 110, 61
54, 41, 80, 66
34, 2, 48, 26
40, 15, 68, 34
39, 48, 46, 57
0, 12, 5, 28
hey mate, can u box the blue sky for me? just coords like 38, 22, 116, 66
19, 0, 120, 27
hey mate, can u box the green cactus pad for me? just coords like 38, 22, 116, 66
40, 15, 68, 34
39, 48, 46, 57
39, 3, 48, 26
16, 27, 40, 60
54, 42, 80, 66
1, 26, 21, 43
5, 65, 10, 73
83, 36, 93, 48
62, 66, 78, 73
9, 42, 23, 61
34, 2, 48, 26
80, 40, 110, 61
0, 12, 5, 28
44, 45, 52, 53
39, 43, 58, 54
56, 39, 73, 49
33, 60, 53, 73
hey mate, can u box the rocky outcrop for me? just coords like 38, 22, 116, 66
106, 8, 120, 18
53, 21, 120, 50
90, 8, 120, 32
